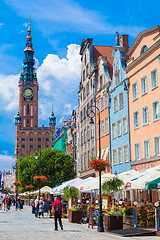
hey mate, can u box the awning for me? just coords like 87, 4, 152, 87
145, 177, 160, 190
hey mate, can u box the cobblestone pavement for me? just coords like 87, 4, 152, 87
0, 206, 160, 240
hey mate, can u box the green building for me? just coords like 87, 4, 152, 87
53, 127, 67, 152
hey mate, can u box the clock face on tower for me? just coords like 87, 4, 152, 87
22, 87, 34, 99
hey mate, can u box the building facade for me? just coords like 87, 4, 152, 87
53, 127, 67, 152
95, 52, 113, 173
109, 33, 131, 174
15, 20, 56, 161
125, 26, 160, 171
72, 110, 77, 171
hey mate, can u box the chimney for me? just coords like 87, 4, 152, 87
120, 35, 129, 61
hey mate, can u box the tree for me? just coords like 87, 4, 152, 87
2, 187, 11, 194
102, 177, 124, 206
63, 186, 79, 207
17, 148, 76, 192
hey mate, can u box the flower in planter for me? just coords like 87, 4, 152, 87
88, 157, 110, 172
33, 175, 47, 183
25, 185, 33, 190
13, 181, 22, 188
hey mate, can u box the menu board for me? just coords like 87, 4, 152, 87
102, 198, 108, 210
88, 209, 99, 229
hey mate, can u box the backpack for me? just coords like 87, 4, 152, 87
55, 203, 61, 215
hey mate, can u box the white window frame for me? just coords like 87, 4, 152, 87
105, 117, 109, 135
142, 105, 149, 126
133, 110, 139, 130
118, 147, 122, 164
105, 94, 108, 108
152, 99, 159, 122
101, 119, 104, 137
113, 149, 117, 165
124, 145, 129, 163
117, 119, 122, 137
101, 97, 104, 111
100, 75, 103, 89
151, 68, 158, 90
112, 123, 116, 139
134, 142, 140, 161
123, 116, 127, 134
113, 96, 118, 112
141, 75, 148, 96
119, 92, 124, 109
154, 135, 160, 156
144, 139, 150, 159
132, 81, 138, 101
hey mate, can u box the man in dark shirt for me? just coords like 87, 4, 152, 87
53, 196, 63, 231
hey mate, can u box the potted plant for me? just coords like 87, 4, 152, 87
88, 157, 110, 172
63, 186, 80, 223
102, 177, 124, 231
103, 205, 123, 231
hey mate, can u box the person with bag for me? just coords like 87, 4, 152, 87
53, 196, 63, 231
34, 196, 39, 218
38, 197, 45, 218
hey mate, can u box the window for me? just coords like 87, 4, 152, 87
38, 145, 41, 148
135, 143, 140, 160
27, 119, 29, 123
100, 75, 103, 89
133, 111, 139, 129
84, 152, 87, 169
105, 94, 108, 108
140, 45, 148, 55
87, 126, 90, 140
141, 76, 147, 95
155, 136, 160, 156
113, 149, 117, 165
91, 126, 94, 138
83, 87, 86, 100
83, 70, 85, 82
27, 104, 29, 114
113, 96, 118, 112
46, 145, 49, 148
151, 69, 158, 89
84, 54, 86, 65
46, 138, 49, 141
144, 140, 150, 158
86, 64, 89, 76
132, 82, 138, 101
142, 106, 149, 125
101, 120, 104, 137
84, 128, 87, 143
22, 138, 25, 141
117, 120, 122, 137
118, 147, 122, 164
81, 131, 83, 145
119, 93, 123, 109
30, 138, 33, 141
81, 155, 83, 170
38, 138, 41, 141
101, 97, 104, 111
97, 100, 100, 112
84, 107, 86, 119
105, 117, 109, 135
30, 145, 33, 148
124, 145, 129, 163
123, 116, 127, 134
112, 123, 116, 139
90, 79, 92, 89
86, 83, 89, 95
153, 100, 159, 121
88, 151, 90, 162
22, 145, 25, 148
115, 69, 120, 86
97, 123, 100, 139
80, 111, 83, 122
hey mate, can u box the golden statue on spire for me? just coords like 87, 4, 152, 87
24, 16, 34, 52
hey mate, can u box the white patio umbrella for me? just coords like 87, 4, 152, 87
51, 178, 84, 194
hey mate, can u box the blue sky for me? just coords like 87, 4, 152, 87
0, 0, 159, 171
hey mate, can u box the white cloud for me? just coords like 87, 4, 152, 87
0, 23, 4, 28
0, 44, 80, 123
4, 0, 144, 37
0, 154, 15, 171
23, 22, 28, 27
19, 30, 25, 33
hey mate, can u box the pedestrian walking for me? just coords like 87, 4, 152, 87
48, 197, 52, 218
34, 196, 39, 217
5, 196, 9, 211
38, 197, 44, 218
53, 196, 63, 231
0, 195, 3, 210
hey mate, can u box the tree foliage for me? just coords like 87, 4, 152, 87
102, 177, 124, 194
17, 148, 76, 191
63, 186, 79, 201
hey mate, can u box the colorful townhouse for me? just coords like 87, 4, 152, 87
125, 26, 160, 171
95, 51, 113, 173
108, 33, 131, 174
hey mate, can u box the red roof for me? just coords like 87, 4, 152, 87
93, 45, 113, 79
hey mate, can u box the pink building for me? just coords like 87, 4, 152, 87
125, 26, 160, 171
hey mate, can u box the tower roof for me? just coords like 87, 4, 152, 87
24, 17, 34, 52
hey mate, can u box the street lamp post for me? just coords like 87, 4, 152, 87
34, 149, 41, 199
87, 105, 104, 232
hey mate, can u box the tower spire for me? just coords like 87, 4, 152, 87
24, 17, 34, 52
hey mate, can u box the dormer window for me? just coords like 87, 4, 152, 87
140, 45, 148, 55
115, 68, 120, 87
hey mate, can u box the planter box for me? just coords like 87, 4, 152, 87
104, 215, 123, 231
68, 209, 81, 223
